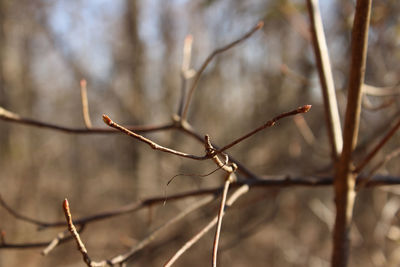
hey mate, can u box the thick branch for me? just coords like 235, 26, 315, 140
332, 0, 372, 266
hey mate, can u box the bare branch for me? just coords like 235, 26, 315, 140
332, 1, 372, 266
216, 105, 311, 153
306, 0, 343, 160
107, 195, 215, 265
62, 199, 92, 266
181, 21, 264, 120
0, 106, 175, 134
355, 116, 400, 173
177, 34, 195, 116
357, 147, 400, 190
212, 175, 235, 267
41, 229, 76, 256
80, 79, 92, 128
103, 114, 208, 160
164, 184, 249, 267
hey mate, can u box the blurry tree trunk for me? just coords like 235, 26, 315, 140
0, 0, 8, 160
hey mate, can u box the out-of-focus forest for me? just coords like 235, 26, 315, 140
0, 0, 400, 266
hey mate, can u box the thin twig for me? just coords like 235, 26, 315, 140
306, 0, 343, 159
0, 106, 175, 134
354, 116, 400, 173
80, 79, 92, 128
107, 196, 215, 265
63, 199, 92, 266
181, 21, 264, 120
216, 105, 311, 153
357, 147, 400, 190
103, 105, 310, 167
103, 114, 208, 160
0, 195, 51, 228
164, 184, 249, 267
2, 174, 400, 236
179, 119, 259, 179
41, 226, 85, 256
212, 174, 235, 267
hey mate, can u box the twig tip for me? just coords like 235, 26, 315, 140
80, 79, 87, 88
299, 105, 312, 113
102, 114, 112, 125
256, 21, 264, 29
63, 199, 69, 210
185, 34, 193, 43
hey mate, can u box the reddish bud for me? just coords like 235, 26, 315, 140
298, 105, 312, 113
80, 79, 87, 89
256, 21, 264, 29
63, 199, 69, 210
102, 114, 112, 125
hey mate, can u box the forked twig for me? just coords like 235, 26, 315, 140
164, 184, 249, 267
107, 196, 215, 265
181, 21, 264, 120
103, 105, 311, 162
42, 226, 85, 256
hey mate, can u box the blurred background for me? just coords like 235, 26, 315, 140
0, 0, 400, 266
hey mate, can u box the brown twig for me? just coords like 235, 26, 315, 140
332, 0, 372, 266
42, 226, 85, 256
178, 120, 259, 179
0, 106, 175, 134
0, 194, 52, 229
164, 184, 249, 267
180, 21, 264, 120
103, 114, 208, 160
80, 79, 92, 128
63, 199, 92, 266
103, 105, 311, 163
216, 105, 312, 153
2, 175, 400, 252
306, 0, 343, 159
354, 116, 400, 174
357, 147, 400, 190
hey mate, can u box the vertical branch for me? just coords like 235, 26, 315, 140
331, 1, 372, 266
306, 0, 342, 159
80, 79, 92, 129
177, 35, 194, 116
212, 174, 234, 267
